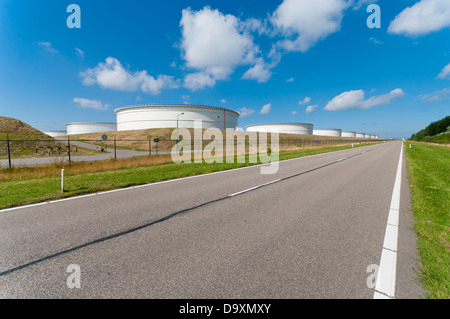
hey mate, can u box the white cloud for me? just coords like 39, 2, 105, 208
220, 99, 227, 104
388, 0, 450, 36
38, 42, 57, 53
286, 77, 295, 82
325, 88, 405, 111
351, 0, 378, 10
369, 37, 383, 45
438, 62, 450, 79
73, 98, 110, 111
260, 103, 272, 115
180, 6, 267, 89
183, 71, 217, 91
75, 48, 84, 57
418, 88, 450, 103
242, 62, 272, 83
271, 0, 349, 53
141, 73, 179, 95
291, 110, 297, 115
80, 57, 178, 94
243, 17, 270, 36
305, 105, 319, 114
298, 97, 312, 105
181, 95, 190, 104
238, 107, 255, 117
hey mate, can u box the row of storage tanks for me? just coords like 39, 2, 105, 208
43, 104, 379, 139
246, 124, 379, 138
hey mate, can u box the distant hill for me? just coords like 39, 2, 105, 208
410, 116, 450, 144
0, 116, 53, 140
0, 116, 62, 159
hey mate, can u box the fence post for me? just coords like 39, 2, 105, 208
149, 139, 151, 156
67, 137, 71, 166
114, 138, 117, 160
7, 134, 11, 169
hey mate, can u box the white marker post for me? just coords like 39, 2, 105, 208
61, 169, 65, 193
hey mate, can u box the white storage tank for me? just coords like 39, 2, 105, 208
356, 133, 365, 138
115, 104, 239, 131
313, 129, 342, 137
66, 122, 117, 135
364, 134, 372, 138
246, 123, 313, 135
342, 131, 356, 138
43, 131, 68, 137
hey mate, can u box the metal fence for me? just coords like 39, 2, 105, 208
0, 135, 382, 169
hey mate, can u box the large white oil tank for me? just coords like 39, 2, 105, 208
313, 129, 342, 137
115, 104, 239, 131
43, 131, 68, 137
356, 133, 365, 138
342, 131, 356, 138
66, 122, 117, 135
245, 123, 313, 135
364, 134, 372, 138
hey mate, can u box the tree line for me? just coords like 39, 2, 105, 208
410, 116, 450, 141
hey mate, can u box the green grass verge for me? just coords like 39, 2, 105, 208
0, 143, 374, 210
404, 141, 450, 299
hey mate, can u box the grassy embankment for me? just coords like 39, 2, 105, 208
0, 116, 96, 159
0, 142, 378, 210
405, 141, 450, 298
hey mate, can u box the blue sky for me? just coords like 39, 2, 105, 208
0, 0, 449, 138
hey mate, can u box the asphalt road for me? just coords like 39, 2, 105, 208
0, 141, 423, 298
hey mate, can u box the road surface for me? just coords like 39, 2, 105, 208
0, 141, 423, 298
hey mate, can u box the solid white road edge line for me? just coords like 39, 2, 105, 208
374, 142, 403, 299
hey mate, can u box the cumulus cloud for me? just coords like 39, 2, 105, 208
180, 6, 268, 89
305, 105, 319, 114
325, 88, 405, 111
238, 107, 255, 117
271, 0, 349, 53
80, 57, 178, 94
418, 88, 450, 103
260, 103, 272, 115
298, 97, 312, 105
242, 62, 272, 83
73, 98, 110, 111
388, 0, 450, 36
438, 62, 450, 79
